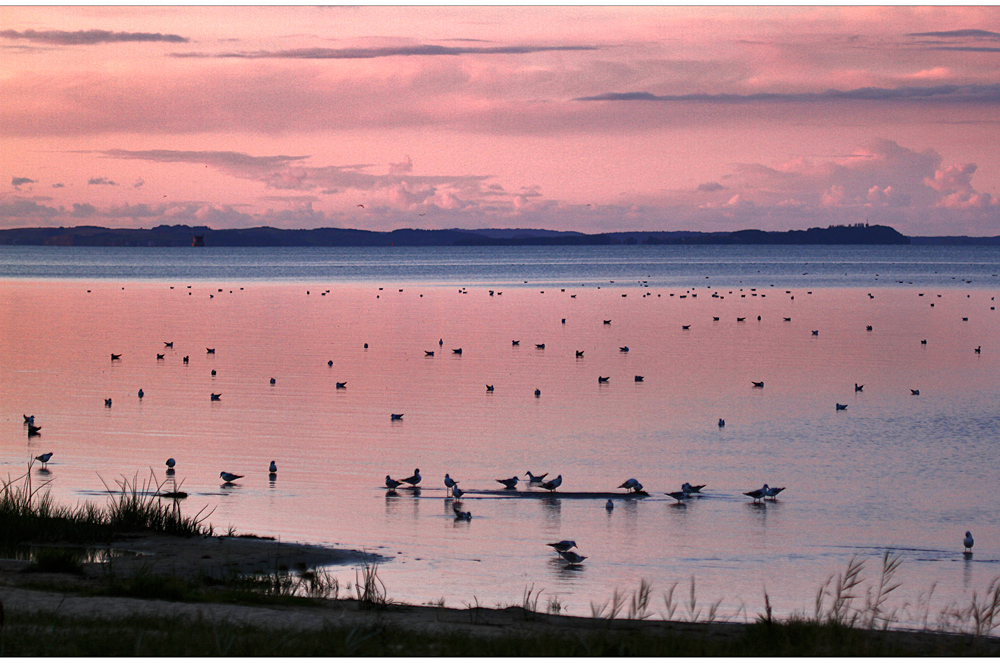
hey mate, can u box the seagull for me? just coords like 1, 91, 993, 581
604, 320, 611, 325
534, 389, 541, 397
606, 499, 614, 511
619, 346, 629, 352
156, 353, 165, 360
682, 483, 705, 494
964, 531, 975, 553
496, 476, 519, 489
525, 471, 548, 483
400, 468, 421, 486
911, 389, 920, 396
540, 475, 562, 492
855, 384, 864, 392
166, 458, 176, 469
270, 378, 276, 384
598, 376, 610, 383
269, 460, 277, 474
164, 341, 173, 347
783, 317, 791, 322
336, 382, 347, 389
27, 424, 41, 436
385, 475, 402, 490
558, 550, 587, 565
138, 389, 144, 399
547, 540, 577, 553
836, 403, 848, 410
486, 384, 494, 392
666, 491, 689, 503
220, 471, 243, 484
439, 339, 444, 346
104, 398, 112, 407
975, 346, 981, 354
752, 381, 764, 388
745, 484, 769, 503
183, 356, 189, 363
718, 418, 725, 428
811, 330, 819, 336
425, 351, 435, 356
682, 325, 690, 330
634, 375, 644, 382
713, 317, 720, 321
576, 350, 584, 357
455, 510, 472, 521
391, 413, 404, 420
328, 360, 334, 366
921, 340, 927, 345
444, 473, 459, 490
111, 353, 121, 360
451, 484, 464, 499
452, 348, 462, 355
765, 486, 785, 500
866, 325, 873, 331
34, 452, 53, 467
618, 478, 642, 493
206, 348, 215, 354
512, 340, 520, 346
23, 414, 34, 424
210, 393, 221, 401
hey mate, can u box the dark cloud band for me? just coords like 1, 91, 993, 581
575, 84, 1000, 104
172, 44, 596, 59
0, 29, 187, 45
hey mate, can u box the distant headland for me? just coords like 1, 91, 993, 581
0, 223, 997, 247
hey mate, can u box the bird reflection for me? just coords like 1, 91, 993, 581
539, 496, 562, 525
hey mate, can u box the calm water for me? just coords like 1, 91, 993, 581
2, 245, 999, 625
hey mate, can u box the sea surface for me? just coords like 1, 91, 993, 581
2, 245, 999, 627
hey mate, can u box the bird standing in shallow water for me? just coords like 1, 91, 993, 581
400, 468, 421, 486
451, 484, 464, 499
444, 474, 458, 490
964, 531, 975, 553
385, 475, 402, 490
540, 475, 562, 492
525, 471, 547, 483
220, 472, 243, 484
269, 460, 277, 474
744, 484, 769, 503
35, 452, 53, 467
496, 476, 519, 489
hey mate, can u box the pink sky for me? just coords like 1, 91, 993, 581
2, 6, 1000, 235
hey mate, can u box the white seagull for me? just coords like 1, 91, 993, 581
964, 531, 975, 553
744, 484, 769, 503
540, 475, 563, 492
220, 471, 243, 484
618, 478, 642, 493
400, 468, 421, 486
496, 476, 519, 489
547, 540, 577, 553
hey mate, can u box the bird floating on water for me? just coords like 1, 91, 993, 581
400, 468, 421, 486
547, 540, 577, 553
111, 353, 121, 361
752, 381, 764, 388
666, 491, 689, 503
23, 414, 34, 424
220, 471, 243, 484
558, 550, 587, 565
156, 353, 165, 360
104, 398, 112, 407
598, 376, 609, 383
138, 389, 144, 399
635, 375, 644, 382
391, 413, 404, 420
576, 350, 584, 357
682, 483, 705, 495
534, 389, 541, 397
269, 460, 277, 474
425, 351, 434, 356
525, 471, 548, 483
164, 342, 173, 348
166, 458, 176, 469
836, 403, 848, 410
452, 348, 462, 355
336, 382, 347, 389
540, 475, 562, 492
385, 475, 402, 490
619, 346, 629, 352
536, 343, 545, 349
210, 393, 221, 401
206, 348, 215, 354
811, 330, 819, 336
855, 384, 864, 392
975, 346, 981, 354
512, 340, 520, 346
964, 531, 975, 553
496, 476, 519, 489
486, 384, 494, 392
35, 452, 53, 467
270, 378, 276, 385
911, 389, 920, 396
27, 424, 41, 436
718, 418, 725, 428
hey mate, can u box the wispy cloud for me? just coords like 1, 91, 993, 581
575, 84, 1000, 104
12, 176, 36, 189
172, 44, 596, 59
88, 177, 118, 186
0, 29, 187, 45
907, 29, 1000, 40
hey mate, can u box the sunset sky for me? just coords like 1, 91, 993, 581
3, 5, 1000, 236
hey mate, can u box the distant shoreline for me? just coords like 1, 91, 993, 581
3, 223, 997, 247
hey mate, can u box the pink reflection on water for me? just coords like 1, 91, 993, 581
1, 280, 999, 620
